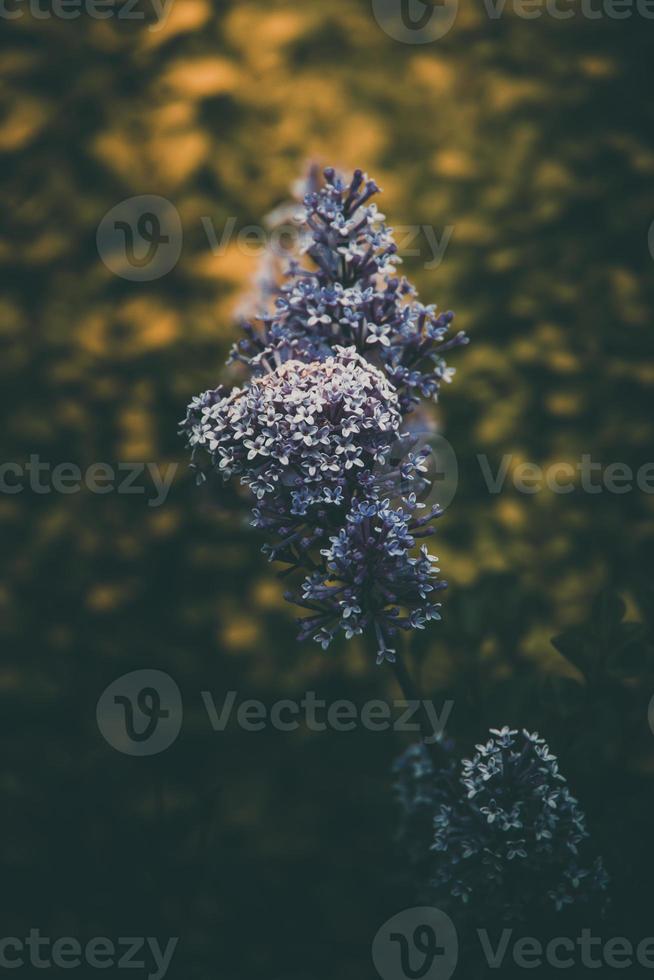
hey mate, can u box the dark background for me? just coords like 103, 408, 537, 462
2, 0, 654, 976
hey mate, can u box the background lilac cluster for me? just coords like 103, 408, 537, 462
181, 168, 467, 663
394, 729, 610, 920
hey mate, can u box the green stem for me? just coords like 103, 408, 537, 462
391, 649, 446, 767
366, 630, 447, 766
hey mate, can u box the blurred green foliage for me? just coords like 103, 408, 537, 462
1, 1, 654, 976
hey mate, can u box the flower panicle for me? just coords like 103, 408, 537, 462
393, 729, 610, 920
182, 166, 466, 664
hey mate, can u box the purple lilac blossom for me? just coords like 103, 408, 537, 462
181, 167, 466, 663
183, 348, 401, 503
230, 167, 468, 416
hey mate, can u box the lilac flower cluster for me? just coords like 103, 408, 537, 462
394, 729, 609, 920
183, 348, 401, 504
230, 167, 468, 415
295, 498, 446, 663
181, 167, 466, 663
